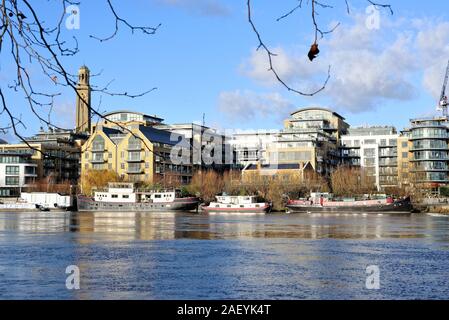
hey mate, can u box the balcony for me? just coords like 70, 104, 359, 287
379, 161, 398, 167
127, 157, 143, 163
90, 157, 106, 163
379, 153, 398, 158
127, 143, 143, 151
411, 157, 449, 162
127, 168, 144, 174
410, 146, 449, 152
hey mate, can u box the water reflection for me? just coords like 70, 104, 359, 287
1, 211, 449, 299
0, 211, 448, 241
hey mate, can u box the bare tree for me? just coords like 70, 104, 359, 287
247, 0, 393, 96
0, 0, 160, 153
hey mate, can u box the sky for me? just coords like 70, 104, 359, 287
1, 0, 449, 142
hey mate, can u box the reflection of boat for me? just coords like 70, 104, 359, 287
202, 195, 272, 213
77, 183, 199, 212
286, 192, 413, 214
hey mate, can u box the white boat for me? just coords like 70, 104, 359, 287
202, 195, 272, 213
0, 192, 74, 211
77, 182, 199, 212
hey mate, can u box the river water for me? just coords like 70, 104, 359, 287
0, 211, 448, 300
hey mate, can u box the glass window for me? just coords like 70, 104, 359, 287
92, 136, 105, 151
402, 152, 408, 158
5, 176, 19, 186
5, 166, 20, 175
402, 141, 408, 148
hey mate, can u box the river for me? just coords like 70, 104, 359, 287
0, 211, 448, 299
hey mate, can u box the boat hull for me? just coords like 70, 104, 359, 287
201, 204, 271, 213
76, 195, 199, 212
286, 199, 413, 214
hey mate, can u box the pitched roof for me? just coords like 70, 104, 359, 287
139, 125, 190, 148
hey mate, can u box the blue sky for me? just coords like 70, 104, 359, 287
1, 0, 449, 142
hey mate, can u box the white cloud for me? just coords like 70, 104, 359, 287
240, 14, 449, 113
154, 0, 230, 16
217, 90, 295, 122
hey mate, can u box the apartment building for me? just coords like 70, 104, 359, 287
408, 116, 449, 194
0, 152, 38, 197
81, 116, 193, 185
340, 126, 399, 191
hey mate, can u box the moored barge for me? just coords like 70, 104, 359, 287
202, 195, 272, 213
77, 183, 199, 212
286, 193, 413, 214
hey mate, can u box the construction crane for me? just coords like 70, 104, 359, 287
437, 59, 449, 116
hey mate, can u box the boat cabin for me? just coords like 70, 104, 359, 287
94, 182, 177, 203
215, 195, 259, 205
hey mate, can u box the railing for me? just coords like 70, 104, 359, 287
90, 157, 105, 163
127, 143, 142, 151
126, 157, 143, 162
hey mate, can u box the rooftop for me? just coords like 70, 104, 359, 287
291, 107, 346, 121
345, 126, 397, 136
103, 110, 164, 122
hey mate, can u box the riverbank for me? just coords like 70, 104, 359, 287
425, 206, 449, 215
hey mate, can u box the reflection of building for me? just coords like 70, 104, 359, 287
0, 152, 37, 197
341, 126, 399, 191
408, 117, 449, 194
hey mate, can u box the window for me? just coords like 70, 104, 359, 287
122, 195, 129, 199
402, 141, 408, 148
5, 166, 20, 175
121, 151, 124, 159
111, 194, 118, 198
364, 148, 376, 157
92, 164, 105, 170
85, 163, 89, 169
108, 152, 112, 158
402, 162, 409, 169
85, 152, 89, 159
92, 135, 105, 151
389, 139, 397, 146
121, 163, 125, 169
128, 151, 141, 161
25, 166, 36, 175
402, 152, 408, 159
145, 162, 150, 169
155, 194, 161, 198
5, 176, 19, 186
108, 163, 112, 170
